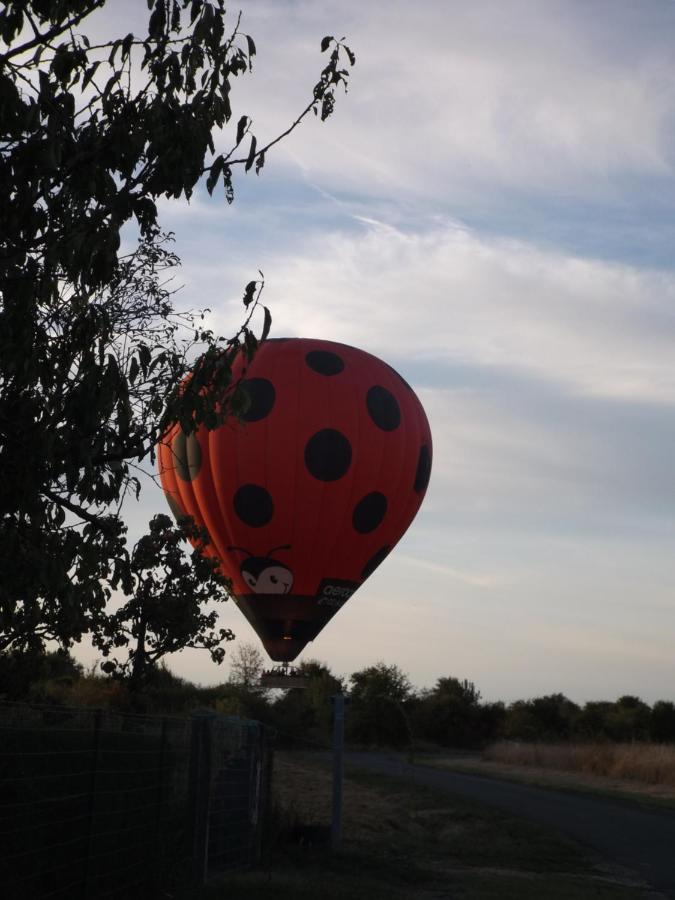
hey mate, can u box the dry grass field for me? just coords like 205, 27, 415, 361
197, 752, 661, 900
422, 742, 675, 808
483, 742, 675, 787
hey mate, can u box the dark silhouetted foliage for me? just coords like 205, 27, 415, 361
348, 662, 414, 748
92, 514, 232, 684
651, 701, 675, 742
0, 0, 354, 655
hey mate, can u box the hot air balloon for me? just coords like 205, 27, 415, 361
157, 338, 432, 663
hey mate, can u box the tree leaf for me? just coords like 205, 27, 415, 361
321, 35, 333, 52
245, 134, 257, 172
206, 155, 223, 195
261, 305, 272, 341
242, 280, 257, 307
236, 115, 248, 145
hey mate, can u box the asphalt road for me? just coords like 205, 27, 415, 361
346, 752, 675, 897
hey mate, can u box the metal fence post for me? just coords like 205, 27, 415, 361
152, 717, 168, 897
188, 713, 213, 887
82, 708, 102, 900
331, 693, 345, 851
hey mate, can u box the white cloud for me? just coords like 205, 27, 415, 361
203, 218, 675, 406
231, 0, 675, 202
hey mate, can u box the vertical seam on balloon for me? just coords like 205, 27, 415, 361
304, 339, 329, 598
210, 407, 239, 593
317, 342, 360, 589
287, 341, 301, 596
371, 353, 390, 537
272, 341, 292, 556
361, 356, 410, 581
385, 365, 418, 560
197, 427, 229, 568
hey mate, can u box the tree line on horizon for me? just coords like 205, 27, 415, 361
2, 646, 674, 748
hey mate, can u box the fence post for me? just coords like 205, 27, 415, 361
82, 708, 103, 900
188, 713, 213, 887
259, 726, 275, 866
331, 692, 345, 851
152, 717, 168, 897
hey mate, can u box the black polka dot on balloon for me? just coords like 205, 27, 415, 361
172, 431, 202, 481
361, 545, 391, 580
240, 378, 275, 422
234, 484, 273, 527
352, 492, 388, 534
414, 445, 431, 494
306, 350, 345, 376
304, 429, 352, 481
366, 386, 401, 431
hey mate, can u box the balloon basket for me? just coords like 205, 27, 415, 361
260, 664, 309, 690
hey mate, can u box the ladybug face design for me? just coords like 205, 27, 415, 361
158, 338, 432, 662
243, 562, 294, 594
230, 545, 295, 595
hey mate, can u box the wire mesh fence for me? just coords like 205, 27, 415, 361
0, 701, 275, 899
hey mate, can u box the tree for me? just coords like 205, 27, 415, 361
575, 700, 615, 740
271, 659, 343, 745
650, 701, 675, 743
503, 694, 579, 741
0, 1, 354, 654
348, 662, 414, 747
228, 641, 265, 690
414, 677, 485, 748
606, 695, 651, 742
0, 647, 83, 699
93, 513, 232, 683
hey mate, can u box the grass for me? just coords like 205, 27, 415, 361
198, 752, 657, 900
485, 740, 675, 786
418, 744, 675, 810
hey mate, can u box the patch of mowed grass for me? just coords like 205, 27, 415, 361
448, 872, 655, 900
197, 853, 415, 900
343, 767, 587, 874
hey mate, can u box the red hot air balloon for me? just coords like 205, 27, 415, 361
157, 338, 432, 662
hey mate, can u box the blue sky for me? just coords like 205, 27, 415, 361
86, 0, 675, 702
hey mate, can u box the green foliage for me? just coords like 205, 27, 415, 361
650, 700, 675, 742
348, 662, 414, 748
0, 648, 83, 699
92, 513, 233, 683
272, 660, 343, 746
413, 677, 503, 748
0, 1, 354, 655
502, 693, 580, 742
605, 695, 652, 742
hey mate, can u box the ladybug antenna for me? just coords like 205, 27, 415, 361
266, 544, 291, 556
227, 546, 253, 557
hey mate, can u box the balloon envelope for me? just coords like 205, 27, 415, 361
157, 338, 432, 662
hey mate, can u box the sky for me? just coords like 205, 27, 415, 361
80, 0, 675, 703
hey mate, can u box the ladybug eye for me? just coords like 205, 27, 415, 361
270, 574, 278, 584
